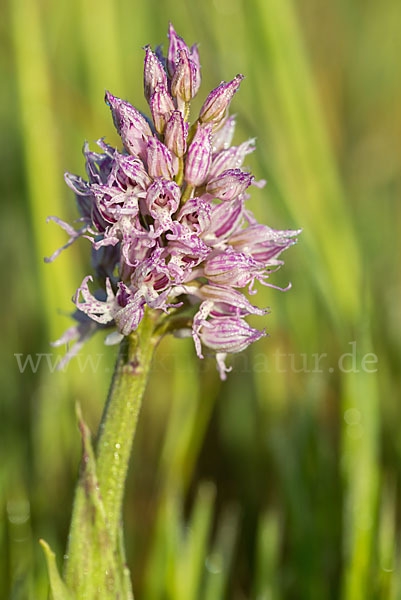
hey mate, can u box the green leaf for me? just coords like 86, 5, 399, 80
63, 404, 131, 599
39, 540, 73, 600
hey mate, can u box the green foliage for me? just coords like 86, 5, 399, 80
39, 541, 72, 600
60, 405, 133, 599
2, 0, 400, 598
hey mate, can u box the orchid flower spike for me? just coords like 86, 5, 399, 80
46, 23, 301, 379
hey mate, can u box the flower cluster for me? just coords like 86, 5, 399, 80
47, 23, 300, 378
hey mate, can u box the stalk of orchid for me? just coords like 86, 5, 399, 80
41, 23, 300, 599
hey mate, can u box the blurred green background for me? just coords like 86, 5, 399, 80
1, 0, 401, 598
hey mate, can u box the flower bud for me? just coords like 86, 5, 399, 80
167, 22, 190, 77
105, 91, 152, 160
199, 75, 244, 126
146, 137, 176, 180
150, 83, 175, 134
164, 111, 188, 157
199, 285, 268, 317
206, 169, 253, 201
204, 250, 262, 287
198, 316, 265, 354
229, 224, 301, 263
143, 45, 168, 103
185, 123, 212, 186
171, 49, 199, 102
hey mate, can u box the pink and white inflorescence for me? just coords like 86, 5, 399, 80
47, 23, 301, 379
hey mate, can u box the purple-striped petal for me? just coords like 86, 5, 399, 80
164, 111, 188, 158
212, 115, 236, 153
209, 138, 255, 179
202, 196, 244, 244
185, 123, 212, 186
199, 284, 268, 317
204, 249, 263, 288
199, 75, 244, 127
167, 22, 191, 78
206, 169, 254, 201
150, 83, 175, 134
147, 137, 176, 179
194, 313, 266, 355
171, 48, 199, 103
229, 224, 302, 264
143, 45, 168, 103
105, 91, 152, 159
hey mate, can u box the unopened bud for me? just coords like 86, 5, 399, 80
147, 137, 176, 180
199, 316, 265, 354
164, 111, 188, 157
199, 75, 244, 126
171, 49, 198, 102
206, 169, 253, 201
143, 45, 168, 103
167, 22, 189, 78
150, 84, 175, 135
204, 250, 261, 287
105, 91, 152, 159
184, 123, 212, 186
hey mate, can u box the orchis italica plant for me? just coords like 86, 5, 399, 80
42, 23, 300, 599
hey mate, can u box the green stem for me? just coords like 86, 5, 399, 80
175, 156, 184, 187
95, 310, 159, 539
181, 183, 194, 205
63, 310, 160, 597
